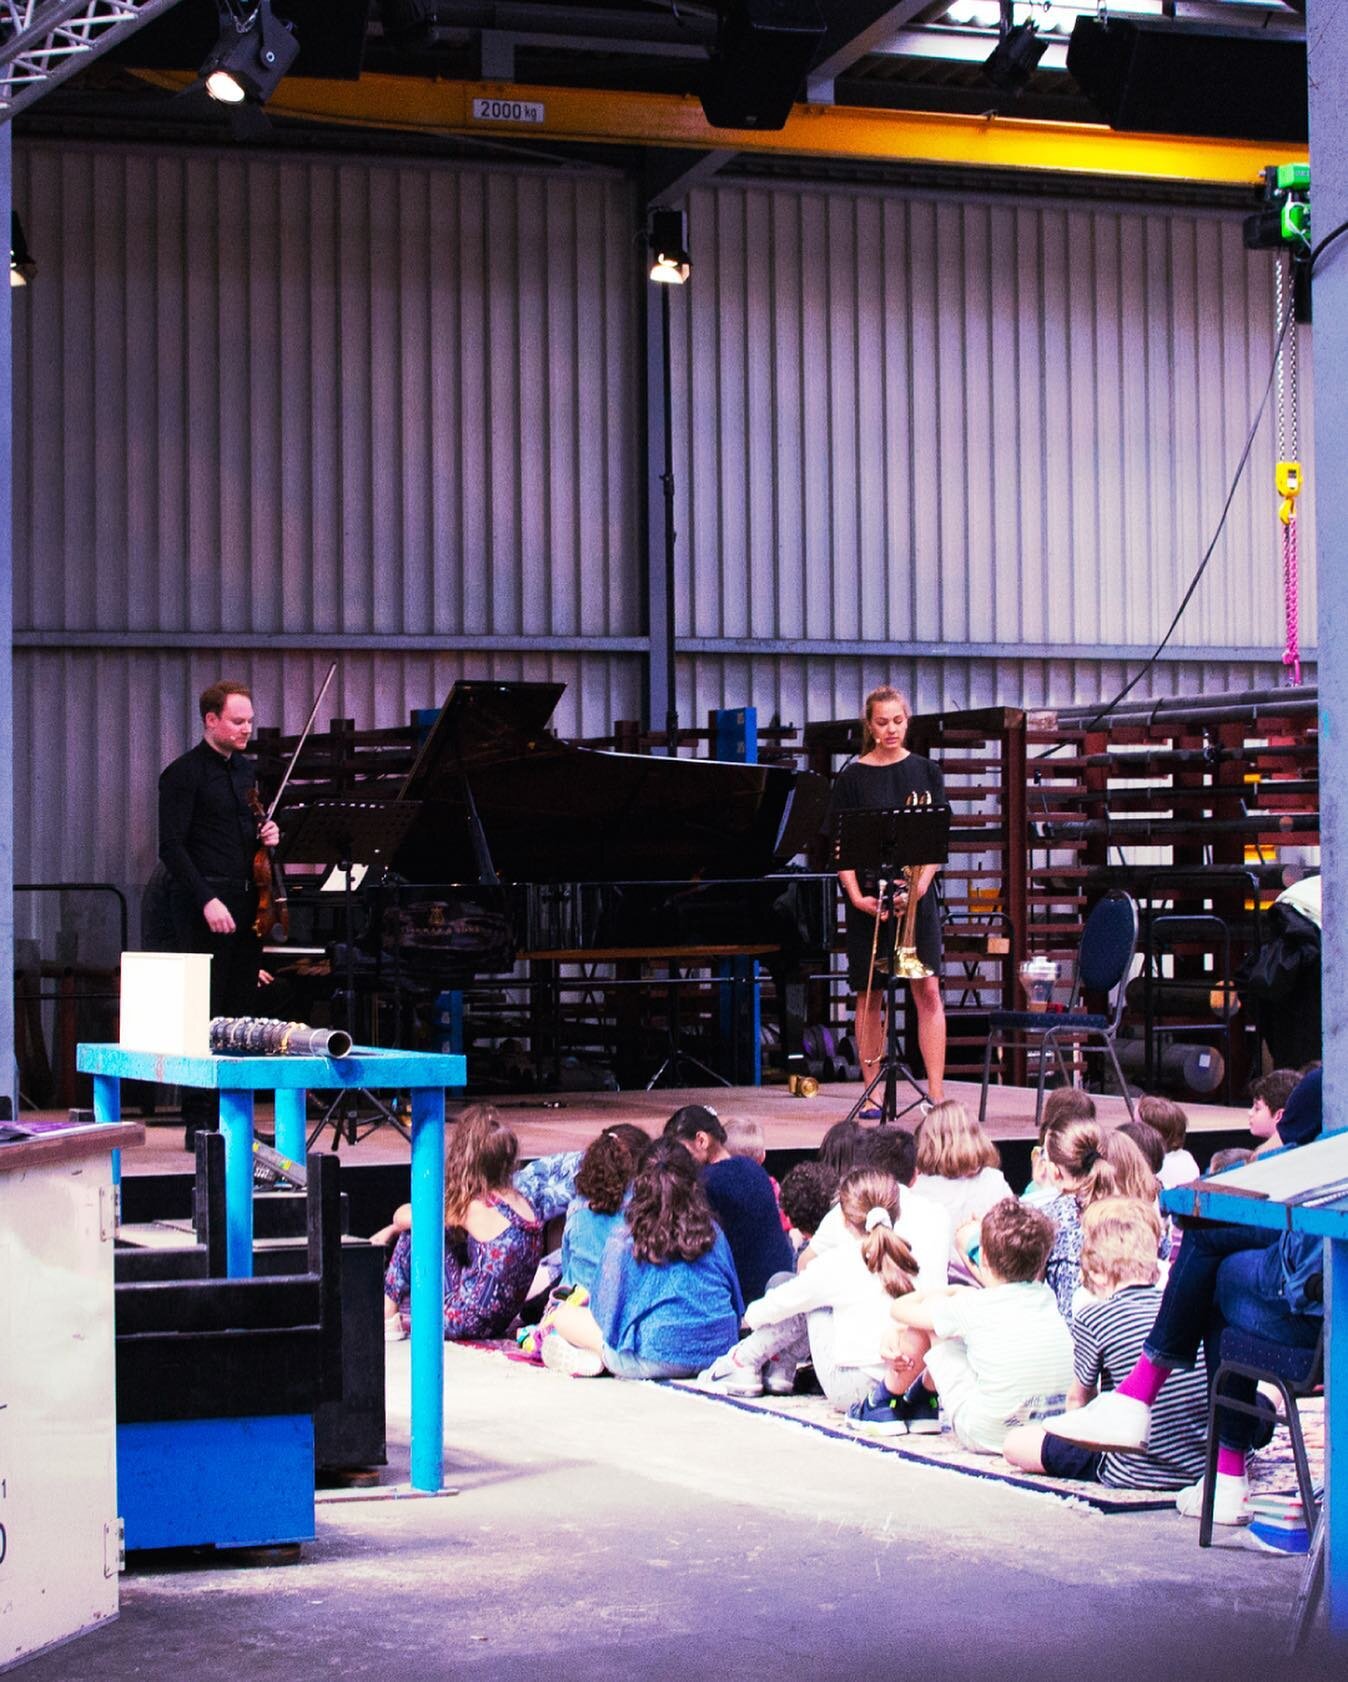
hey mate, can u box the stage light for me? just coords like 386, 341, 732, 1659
649, 209, 690, 286
202, 1, 300, 106
983, 20, 1047, 94
10, 212, 36, 288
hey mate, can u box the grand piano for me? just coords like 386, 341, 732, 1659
277, 680, 836, 1086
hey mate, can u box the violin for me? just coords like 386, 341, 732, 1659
248, 786, 290, 943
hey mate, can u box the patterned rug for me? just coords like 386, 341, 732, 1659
667, 1382, 1325, 1516
448, 1338, 1323, 1518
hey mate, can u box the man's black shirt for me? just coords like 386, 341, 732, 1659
158, 738, 258, 909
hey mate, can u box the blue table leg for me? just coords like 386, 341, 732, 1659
220, 1087, 256, 1278
1328, 1237, 1347, 1638
274, 1087, 307, 1168
409, 1085, 446, 1493
92, 1072, 122, 1191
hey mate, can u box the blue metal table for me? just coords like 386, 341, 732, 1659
1162, 1167, 1345, 1638
78, 1041, 465, 1494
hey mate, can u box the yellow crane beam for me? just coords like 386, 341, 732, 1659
134, 71, 1304, 188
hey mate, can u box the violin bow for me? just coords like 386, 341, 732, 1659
263, 660, 338, 822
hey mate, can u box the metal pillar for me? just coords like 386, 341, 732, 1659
1307, 0, 1348, 1637
0, 126, 12, 1118
643, 241, 674, 744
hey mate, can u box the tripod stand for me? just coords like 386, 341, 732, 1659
834, 802, 950, 1128
281, 798, 420, 1150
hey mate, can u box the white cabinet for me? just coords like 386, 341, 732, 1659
0, 1126, 140, 1672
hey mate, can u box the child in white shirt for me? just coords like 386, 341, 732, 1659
847, 1198, 1073, 1450
700, 1167, 917, 1408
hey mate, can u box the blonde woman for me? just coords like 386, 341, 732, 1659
827, 685, 946, 1101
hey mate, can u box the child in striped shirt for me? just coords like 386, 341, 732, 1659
1003, 1198, 1207, 1491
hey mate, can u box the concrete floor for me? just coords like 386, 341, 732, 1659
20, 1344, 1341, 1682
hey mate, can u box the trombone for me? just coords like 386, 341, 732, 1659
860, 793, 934, 1031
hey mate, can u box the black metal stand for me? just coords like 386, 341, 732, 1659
280, 800, 420, 1150
645, 967, 732, 1091
833, 802, 951, 1129
840, 876, 930, 1127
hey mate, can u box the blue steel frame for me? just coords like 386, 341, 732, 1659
1161, 1175, 1345, 1638
78, 1041, 465, 1494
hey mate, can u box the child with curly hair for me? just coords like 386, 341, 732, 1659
383, 1104, 542, 1342
542, 1140, 743, 1380
558, 1124, 650, 1295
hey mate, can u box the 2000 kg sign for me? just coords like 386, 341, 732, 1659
471, 98, 544, 124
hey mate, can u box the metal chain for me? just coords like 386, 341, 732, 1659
1286, 261, 1299, 464
1275, 255, 1287, 463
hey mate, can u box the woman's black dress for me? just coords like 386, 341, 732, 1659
827, 755, 946, 991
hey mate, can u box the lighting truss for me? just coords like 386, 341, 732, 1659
0, 0, 188, 121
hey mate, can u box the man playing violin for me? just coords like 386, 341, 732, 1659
158, 679, 279, 1143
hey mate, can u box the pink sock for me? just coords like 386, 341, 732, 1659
1217, 1446, 1247, 1480
1117, 1354, 1171, 1407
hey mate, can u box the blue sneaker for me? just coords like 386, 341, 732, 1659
895, 1382, 942, 1435
845, 1385, 908, 1437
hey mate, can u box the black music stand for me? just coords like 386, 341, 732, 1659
281, 799, 420, 1149
834, 803, 951, 1127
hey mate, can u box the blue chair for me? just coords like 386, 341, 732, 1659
1198, 1323, 1324, 1551
978, 889, 1139, 1127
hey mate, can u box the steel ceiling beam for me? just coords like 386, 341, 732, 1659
0, 0, 187, 119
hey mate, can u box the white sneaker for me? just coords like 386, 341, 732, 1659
1042, 1390, 1150, 1450
1176, 1474, 1251, 1526
384, 1315, 408, 1343
540, 1332, 605, 1378
696, 1354, 764, 1397
763, 1358, 797, 1397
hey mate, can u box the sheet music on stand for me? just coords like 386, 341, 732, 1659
1203, 1130, 1348, 1206
832, 803, 951, 873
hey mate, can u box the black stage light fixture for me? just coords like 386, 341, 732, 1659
983, 21, 1047, 96
649, 208, 690, 285
10, 212, 36, 288
202, 0, 300, 105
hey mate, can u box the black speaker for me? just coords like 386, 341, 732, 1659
700, 0, 825, 132
1067, 17, 1307, 145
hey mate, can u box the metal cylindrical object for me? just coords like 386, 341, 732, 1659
209, 1016, 352, 1058
1116, 1038, 1226, 1097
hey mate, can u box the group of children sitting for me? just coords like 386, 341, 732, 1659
375, 1067, 1317, 1514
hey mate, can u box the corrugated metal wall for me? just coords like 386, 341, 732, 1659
675, 182, 1315, 659
11, 140, 1315, 945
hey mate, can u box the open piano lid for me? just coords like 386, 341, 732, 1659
393, 680, 829, 884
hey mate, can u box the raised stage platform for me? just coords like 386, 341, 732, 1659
109, 1075, 1254, 1172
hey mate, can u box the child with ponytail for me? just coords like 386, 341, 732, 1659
1040, 1119, 1159, 1321
699, 1167, 918, 1409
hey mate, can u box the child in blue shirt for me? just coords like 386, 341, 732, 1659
542, 1139, 744, 1380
